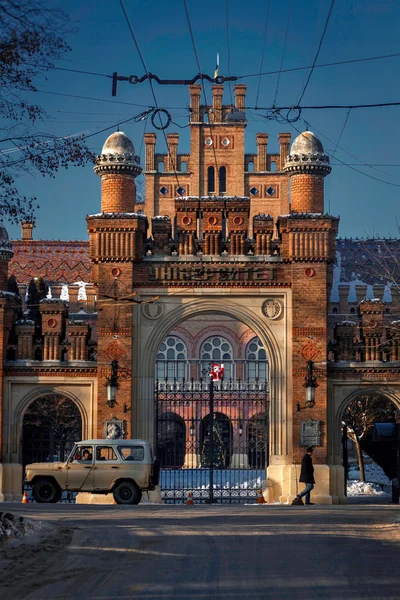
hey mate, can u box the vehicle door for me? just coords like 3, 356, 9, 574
66, 445, 95, 491
117, 445, 147, 488
93, 445, 120, 490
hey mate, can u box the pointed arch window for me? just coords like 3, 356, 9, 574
208, 166, 215, 194
219, 166, 226, 194
246, 337, 268, 382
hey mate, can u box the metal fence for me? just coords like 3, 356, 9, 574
155, 379, 269, 504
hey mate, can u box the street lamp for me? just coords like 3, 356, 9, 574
106, 360, 119, 408
304, 359, 318, 408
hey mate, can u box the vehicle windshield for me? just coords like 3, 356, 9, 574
66, 445, 77, 463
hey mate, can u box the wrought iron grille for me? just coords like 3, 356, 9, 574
155, 378, 269, 504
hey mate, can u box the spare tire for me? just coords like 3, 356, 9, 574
113, 481, 142, 505
32, 479, 61, 503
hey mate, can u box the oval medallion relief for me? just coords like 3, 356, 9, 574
262, 299, 283, 320
142, 302, 164, 320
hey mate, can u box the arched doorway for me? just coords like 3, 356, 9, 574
340, 391, 398, 499
157, 412, 186, 467
200, 412, 232, 468
22, 393, 82, 467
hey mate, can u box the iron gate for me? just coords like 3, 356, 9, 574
155, 379, 269, 504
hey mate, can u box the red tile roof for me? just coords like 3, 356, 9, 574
9, 240, 91, 284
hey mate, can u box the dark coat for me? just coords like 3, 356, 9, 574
299, 453, 315, 484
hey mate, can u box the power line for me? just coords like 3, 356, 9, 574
272, 0, 294, 107
238, 51, 400, 81
331, 109, 351, 160
308, 120, 400, 183
282, 118, 400, 189
297, 0, 335, 105
118, 0, 184, 196
255, 0, 271, 109
183, 0, 222, 191
27, 63, 111, 78
225, 0, 233, 105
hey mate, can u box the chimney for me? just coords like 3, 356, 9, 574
234, 85, 246, 111
21, 221, 34, 241
144, 133, 157, 172
212, 85, 224, 122
166, 133, 179, 172
278, 133, 291, 171
256, 134, 268, 172
189, 84, 202, 123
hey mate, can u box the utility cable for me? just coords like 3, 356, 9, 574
225, 0, 233, 106
119, 0, 184, 196
282, 117, 400, 189
255, 0, 271, 109
297, 0, 335, 105
272, 0, 294, 107
331, 109, 351, 160
183, 0, 222, 194
238, 51, 400, 80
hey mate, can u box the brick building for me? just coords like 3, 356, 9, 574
0, 84, 399, 504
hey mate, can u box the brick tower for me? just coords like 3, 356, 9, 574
284, 130, 331, 213
279, 131, 339, 501
87, 132, 147, 437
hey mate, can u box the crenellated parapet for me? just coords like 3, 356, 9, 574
279, 214, 339, 262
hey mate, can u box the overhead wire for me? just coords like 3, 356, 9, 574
225, 0, 233, 106
308, 120, 400, 183
331, 109, 351, 160
272, 0, 294, 107
118, 0, 185, 197
296, 0, 336, 105
281, 117, 400, 189
183, 0, 222, 193
255, 0, 271, 109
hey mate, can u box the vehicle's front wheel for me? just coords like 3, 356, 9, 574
113, 481, 142, 505
32, 479, 62, 503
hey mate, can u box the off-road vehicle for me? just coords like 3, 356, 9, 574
25, 439, 160, 505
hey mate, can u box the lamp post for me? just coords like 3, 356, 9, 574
106, 360, 119, 408
304, 359, 318, 408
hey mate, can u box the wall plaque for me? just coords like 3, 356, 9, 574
300, 420, 321, 446
104, 419, 125, 440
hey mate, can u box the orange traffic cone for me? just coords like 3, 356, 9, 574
256, 489, 266, 504
21, 491, 29, 504
186, 492, 194, 505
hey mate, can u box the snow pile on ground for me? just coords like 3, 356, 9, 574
347, 461, 391, 496
0, 512, 34, 541
347, 481, 388, 497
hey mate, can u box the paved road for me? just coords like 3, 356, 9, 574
0, 503, 400, 600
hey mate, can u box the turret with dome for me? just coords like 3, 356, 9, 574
94, 131, 142, 213
284, 130, 331, 213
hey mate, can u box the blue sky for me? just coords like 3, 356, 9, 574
6, 0, 400, 240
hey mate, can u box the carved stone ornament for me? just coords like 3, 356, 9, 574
300, 420, 321, 446
300, 340, 321, 361
105, 419, 124, 440
262, 299, 283, 320
142, 302, 164, 320
105, 340, 127, 361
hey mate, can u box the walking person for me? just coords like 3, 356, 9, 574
292, 447, 315, 505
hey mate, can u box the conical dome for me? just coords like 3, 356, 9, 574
284, 131, 331, 175
94, 131, 142, 177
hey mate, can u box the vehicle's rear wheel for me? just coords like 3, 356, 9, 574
113, 481, 142, 505
32, 479, 62, 503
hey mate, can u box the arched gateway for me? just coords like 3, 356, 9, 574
9, 85, 399, 503
85, 87, 342, 506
